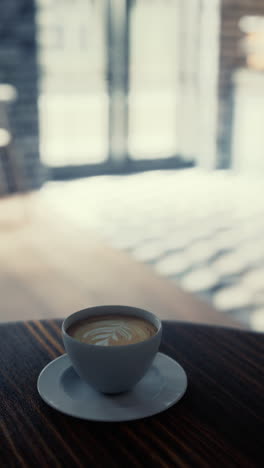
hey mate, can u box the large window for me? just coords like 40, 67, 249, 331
36, 0, 108, 166
36, 0, 220, 174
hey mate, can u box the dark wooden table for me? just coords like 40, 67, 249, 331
0, 320, 263, 467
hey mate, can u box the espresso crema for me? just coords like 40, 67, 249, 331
67, 314, 157, 346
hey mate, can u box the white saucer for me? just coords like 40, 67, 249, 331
37, 352, 187, 422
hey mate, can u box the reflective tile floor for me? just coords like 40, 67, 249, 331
41, 169, 264, 331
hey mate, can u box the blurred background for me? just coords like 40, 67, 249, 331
0, 0, 264, 330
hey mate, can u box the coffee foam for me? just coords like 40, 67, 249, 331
68, 315, 157, 346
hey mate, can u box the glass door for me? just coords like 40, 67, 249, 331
128, 0, 180, 160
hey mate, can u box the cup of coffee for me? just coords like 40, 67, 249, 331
62, 305, 162, 394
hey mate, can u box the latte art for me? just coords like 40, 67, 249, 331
67, 315, 157, 346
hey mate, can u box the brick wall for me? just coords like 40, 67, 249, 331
0, 0, 44, 193
217, 0, 264, 168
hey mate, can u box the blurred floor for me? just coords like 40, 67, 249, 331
39, 168, 264, 331
0, 189, 234, 327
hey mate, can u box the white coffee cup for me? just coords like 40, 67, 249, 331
62, 305, 162, 394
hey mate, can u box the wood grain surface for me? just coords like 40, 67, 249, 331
0, 320, 263, 467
